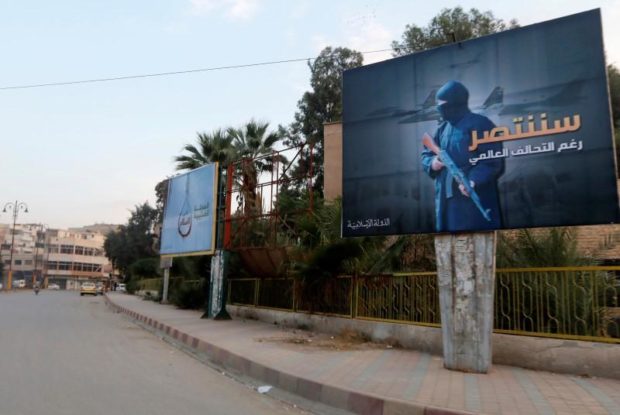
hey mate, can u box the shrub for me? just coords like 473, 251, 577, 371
170, 281, 207, 310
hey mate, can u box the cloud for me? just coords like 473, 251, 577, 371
602, 2, 620, 66
311, 34, 330, 54
290, 1, 311, 19
344, 20, 393, 64
190, 0, 220, 15
189, 0, 259, 21
227, 0, 259, 20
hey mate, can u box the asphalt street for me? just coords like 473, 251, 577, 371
0, 290, 307, 415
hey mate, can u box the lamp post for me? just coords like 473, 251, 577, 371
32, 224, 48, 288
3, 201, 28, 291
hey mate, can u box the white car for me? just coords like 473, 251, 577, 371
14, 280, 26, 289
117, 283, 126, 292
48, 283, 60, 290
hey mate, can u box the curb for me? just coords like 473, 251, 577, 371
104, 295, 474, 415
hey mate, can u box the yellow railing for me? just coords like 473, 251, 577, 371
494, 267, 619, 342
136, 277, 202, 292
136, 277, 161, 291
228, 266, 620, 343
356, 273, 439, 326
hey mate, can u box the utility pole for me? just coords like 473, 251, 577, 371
2, 201, 28, 291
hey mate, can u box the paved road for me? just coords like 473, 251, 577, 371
0, 291, 307, 415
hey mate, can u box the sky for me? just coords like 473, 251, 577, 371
1, 0, 618, 229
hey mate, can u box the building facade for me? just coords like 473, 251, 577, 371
1, 224, 115, 290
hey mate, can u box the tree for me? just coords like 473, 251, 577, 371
497, 228, 592, 268
608, 64, 620, 173
104, 202, 159, 276
227, 120, 284, 215
175, 120, 283, 216
174, 129, 236, 171
609, 65, 620, 128
392, 7, 517, 56
154, 178, 169, 226
282, 47, 364, 195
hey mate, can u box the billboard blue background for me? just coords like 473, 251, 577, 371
160, 163, 218, 256
342, 9, 619, 236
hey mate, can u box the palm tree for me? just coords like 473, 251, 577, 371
174, 120, 284, 216
227, 120, 285, 216
174, 129, 236, 171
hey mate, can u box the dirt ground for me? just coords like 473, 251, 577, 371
255, 328, 399, 351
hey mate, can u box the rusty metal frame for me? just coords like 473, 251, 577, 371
223, 143, 314, 250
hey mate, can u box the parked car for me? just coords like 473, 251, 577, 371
96, 282, 104, 295
14, 280, 26, 289
117, 283, 126, 292
0, 282, 3, 290
48, 283, 60, 290
80, 282, 97, 296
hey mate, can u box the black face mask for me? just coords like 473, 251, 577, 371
435, 81, 470, 125
437, 101, 468, 125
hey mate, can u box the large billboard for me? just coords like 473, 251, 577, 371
160, 163, 218, 256
342, 9, 619, 236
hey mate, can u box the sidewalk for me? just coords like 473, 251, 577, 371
105, 293, 620, 415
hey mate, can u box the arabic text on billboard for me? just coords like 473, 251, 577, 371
342, 9, 618, 236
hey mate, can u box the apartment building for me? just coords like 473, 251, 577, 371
1, 224, 115, 290
0, 223, 45, 287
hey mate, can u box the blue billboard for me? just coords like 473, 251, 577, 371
342, 9, 619, 236
160, 163, 218, 256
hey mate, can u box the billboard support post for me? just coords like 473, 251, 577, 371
435, 231, 496, 373
162, 268, 170, 303
207, 250, 230, 319
204, 164, 231, 320
160, 256, 173, 303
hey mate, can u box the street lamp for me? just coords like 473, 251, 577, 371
32, 224, 48, 288
3, 201, 28, 291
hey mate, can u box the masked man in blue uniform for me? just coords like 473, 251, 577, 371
421, 81, 504, 232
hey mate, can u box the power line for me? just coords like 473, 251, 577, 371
0, 48, 393, 91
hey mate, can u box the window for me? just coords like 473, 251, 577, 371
58, 262, 71, 271
48, 244, 59, 253
75, 246, 84, 255
60, 245, 73, 254
24, 260, 32, 265
14, 260, 22, 265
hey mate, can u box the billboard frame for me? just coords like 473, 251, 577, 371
160, 162, 220, 258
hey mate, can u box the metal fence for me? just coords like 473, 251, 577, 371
136, 277, 202, 293
228, 266, 620, 343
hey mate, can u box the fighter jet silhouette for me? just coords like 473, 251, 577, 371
397, 86, 503, 124
364, 87, 439, 121
498, 79, 585, 116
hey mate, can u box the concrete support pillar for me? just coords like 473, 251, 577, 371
435, 232, 496, 373
207, 250, 230, 320
162, 268, 170, 304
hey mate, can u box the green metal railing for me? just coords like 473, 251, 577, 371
228, 266, 620, 343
